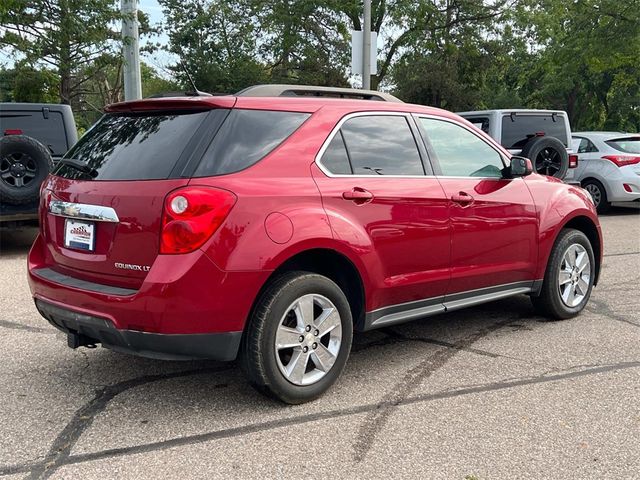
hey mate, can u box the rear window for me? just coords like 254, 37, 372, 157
193, 109, 310, 176
501, 114, 568, 149
606, 137, 640, 154
0, 109, 68, 155
55, 111, 213, 180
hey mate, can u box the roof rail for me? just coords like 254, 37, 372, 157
236, 84, 403, 103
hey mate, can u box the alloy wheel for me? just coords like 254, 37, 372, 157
535, 147, 562, 176
558, 243, 591, 308
584, 183, 602, 207
0, 151, 38, 188
274, 293, 342, 386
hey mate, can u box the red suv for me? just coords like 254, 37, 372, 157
28, 85, 602, 403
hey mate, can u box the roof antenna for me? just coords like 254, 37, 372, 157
179, 61, 212, 97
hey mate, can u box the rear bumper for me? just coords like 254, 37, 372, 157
28, 233, 272, 360
36, 299, 241, 361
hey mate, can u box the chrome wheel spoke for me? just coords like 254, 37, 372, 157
311, 344, 336, 372
576, 277, 589, 296
286, 349, 310, 384
294, 295, 314, 325
559, 269, 572, 285
561, 284, 575, 305
276, 326, 302, 349
314, 307, 341, 337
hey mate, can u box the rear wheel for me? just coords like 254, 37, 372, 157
532, 228, 595, 319
582, 179, 610, 214
240, 272, 353, 404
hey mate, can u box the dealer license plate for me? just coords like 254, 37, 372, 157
64, 219, 95, 251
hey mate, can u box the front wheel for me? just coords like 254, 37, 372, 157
240, 272, 353, 404
531, 228, 595, 319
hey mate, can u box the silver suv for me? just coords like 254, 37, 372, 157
457, 109, 576, 181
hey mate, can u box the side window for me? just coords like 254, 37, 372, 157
320, 131, 352, 174
339, 115, 424, 175
419, 118, 505, 177
577, 138, 598, 153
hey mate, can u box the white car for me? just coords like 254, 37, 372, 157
571, 132, 640, 213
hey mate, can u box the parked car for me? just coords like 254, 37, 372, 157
0, 103, 77, 226
457, 109, 578, 181
571, 132, 640, 213
28, 85, 602, 404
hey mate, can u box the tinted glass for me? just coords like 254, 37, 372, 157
1, 110, 68, 155
55, 111, 211, 180
194, 109, 310, 176
501, 114, 568, 148
420, 118, 505, 177
606, 137, 640, 154
320, 132, 352, 174
340, 115, 424, 175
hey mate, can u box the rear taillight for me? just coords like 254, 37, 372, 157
602, 155, 640, 167
4, 129, 23, 135
160, 186, 236, 254
569, 154, 578, 168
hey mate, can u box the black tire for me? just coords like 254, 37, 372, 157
581, 178, 611, 214
240, 271, 353, 404
521, 136, 569, 179
531, 228, 595, 320
0, 135, 53, 205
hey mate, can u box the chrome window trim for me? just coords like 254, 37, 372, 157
314, 111, 431, 179
48, 200, 120, 223
314, 110, 513, 181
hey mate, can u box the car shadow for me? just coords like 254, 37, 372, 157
0, 225, 38, 256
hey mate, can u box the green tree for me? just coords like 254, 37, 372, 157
0, 0, 123, 104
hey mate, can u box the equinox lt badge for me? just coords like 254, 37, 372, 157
114, 262, 150, 272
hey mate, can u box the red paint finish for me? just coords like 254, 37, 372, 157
28, 95, 602, 357
437, 177, 538, 294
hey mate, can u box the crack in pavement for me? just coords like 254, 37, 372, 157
25, 365, 234, 480
351, 318, 513, 462
1, 360, 637, 477
587, 298, 639, 328
602, 251, 640, 257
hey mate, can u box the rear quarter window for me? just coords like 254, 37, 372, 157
501, 114, 568, 149
193, 110, 310, 176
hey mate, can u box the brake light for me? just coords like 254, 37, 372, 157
160, 186, 236, 254
4, 129, 22, 135
569, 154, 578, 168
602, 155, 640, 167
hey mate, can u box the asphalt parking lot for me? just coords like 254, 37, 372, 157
0, 208, 639, 480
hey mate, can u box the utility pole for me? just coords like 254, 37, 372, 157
122, 0, 142, 100
362, 0, 372, 90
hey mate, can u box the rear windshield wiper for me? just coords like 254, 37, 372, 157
58, 158, 99, 178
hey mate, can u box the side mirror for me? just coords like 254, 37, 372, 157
508, 156, 533, 177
